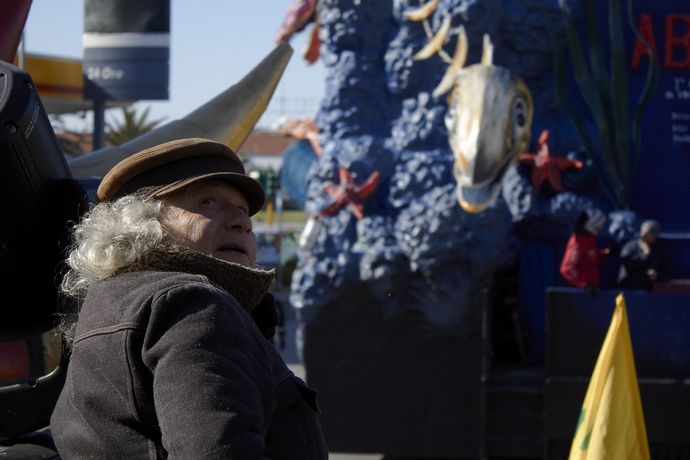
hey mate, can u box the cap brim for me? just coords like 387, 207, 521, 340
151, 172, 266, 216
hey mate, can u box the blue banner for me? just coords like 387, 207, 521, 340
625, 1, 690, 231
83, 0, 170, 101
578, 0, 690, 231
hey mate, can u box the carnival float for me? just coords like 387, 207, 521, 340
277, 0, 690, 457
1, 0, 689, 458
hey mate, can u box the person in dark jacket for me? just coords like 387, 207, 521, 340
617, 219, 666, 291
51, 138, 327, 459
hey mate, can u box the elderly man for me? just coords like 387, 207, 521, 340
617, 219, 666, 291
51, 138, 327, 459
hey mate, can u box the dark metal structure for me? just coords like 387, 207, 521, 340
303, 288, 690, 459
0, 61, 84, 459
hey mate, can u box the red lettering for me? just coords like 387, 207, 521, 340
665, 15, 690, 69
631, 14, 657, 70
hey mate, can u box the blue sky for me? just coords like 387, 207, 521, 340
23, 0, 325, 130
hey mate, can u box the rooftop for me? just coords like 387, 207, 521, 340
238, 130, 294, 157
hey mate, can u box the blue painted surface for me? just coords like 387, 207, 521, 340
290, 0, 690, 349
547, 288, 690, 377
591, 0, 690, 231
517, 240, 559, 361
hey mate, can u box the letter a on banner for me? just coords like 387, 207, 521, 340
569, 294, 650, 460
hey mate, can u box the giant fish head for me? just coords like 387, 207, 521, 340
445, 65, 533, 213
405, 4, 535, 213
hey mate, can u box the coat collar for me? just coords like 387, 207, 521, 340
125, 243, 275, 313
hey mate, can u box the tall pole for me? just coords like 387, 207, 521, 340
92, 98, 105, 150
276, 189, 284, 287
17, 33, 25, 68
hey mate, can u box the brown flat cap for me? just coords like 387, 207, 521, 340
96, 138, 265, 215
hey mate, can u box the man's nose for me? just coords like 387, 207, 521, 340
224, 209, 252, 233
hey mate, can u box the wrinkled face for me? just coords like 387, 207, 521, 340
159, 179, 257, 266
445, 65, 533, 212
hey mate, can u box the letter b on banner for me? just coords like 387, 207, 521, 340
83, 0, 170, 100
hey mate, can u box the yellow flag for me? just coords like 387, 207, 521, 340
568, 294, 651, 460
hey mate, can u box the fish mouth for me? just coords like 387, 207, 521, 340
456, 152, 515, 213
457, 181, 501, 213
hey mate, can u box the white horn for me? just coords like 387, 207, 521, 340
404, 0, 440, 21
69, 43, 293, 176
432, 25, 468, 97
480, 33, 494, 65
413, 14, 451, 61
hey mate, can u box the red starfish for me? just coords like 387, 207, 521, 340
318, 168, 380, 219
518, 130, 583, 194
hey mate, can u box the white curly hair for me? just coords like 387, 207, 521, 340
60, 194, 164, 299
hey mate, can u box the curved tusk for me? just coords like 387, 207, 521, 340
403, 0, 440, 21
480, 33, 494, 65
432, 25, 468, 97
413, 14, 451, 60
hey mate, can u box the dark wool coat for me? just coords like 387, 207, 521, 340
51, 270, 327, 459
617, 239, 665, 290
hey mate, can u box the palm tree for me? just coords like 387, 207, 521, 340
105, 105, 166, 146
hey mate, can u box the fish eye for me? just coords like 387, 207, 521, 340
514, 100, 526, 127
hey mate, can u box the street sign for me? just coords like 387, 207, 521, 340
83, 0, 170, 101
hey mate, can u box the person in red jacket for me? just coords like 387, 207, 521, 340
560, 209, 610, 295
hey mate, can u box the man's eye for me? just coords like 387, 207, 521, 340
200, 197, 218, 207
